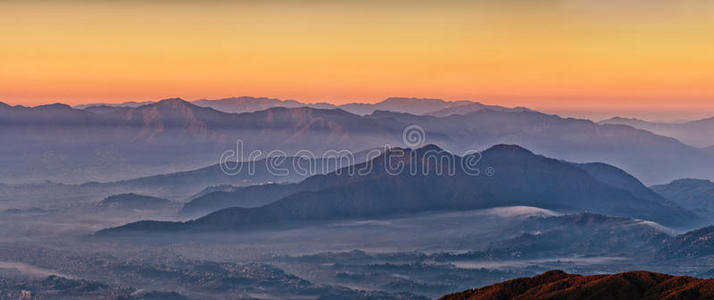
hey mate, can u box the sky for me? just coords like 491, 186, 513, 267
0, 0, 712, 121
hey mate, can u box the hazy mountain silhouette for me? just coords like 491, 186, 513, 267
0, 102, 94, 125
98, 144, 697, 235
433, 212, 671, 261
74, 101, 153, 109
180, 183, 300, 216
496, 213, 670, 258
179, 148, 381, 215
426, 102, 531, 117
0, 98, 397, 183
574, 162, 668, 202
441, 270, 714, 300
4, 98, 714, 184
600, 116, 714, 148
191, 96, 337, 113
335, 97, 470, 115
658, 225, 714, 259
364, 109, 714, 184
76, 96, 524, 116
86, 155, 365, 201
97, 193, 171, 210
651, 179, 714, 216
189, 96, 514, 116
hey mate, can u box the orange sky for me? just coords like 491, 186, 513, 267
0, 0, 712, 119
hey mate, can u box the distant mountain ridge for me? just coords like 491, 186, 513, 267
362, 108, 714, 184
191, 96, 336, 113
651, 178, 714, 217
658, 225, 714, 259
98, 144, 698, 235
84, 155, 362, 201
75, 96, 525, 117
338, 97, 472, 115
0, 98, 400, 183
435, 212, 672, 261
511, 213, 671, 256
600, 116, 714, 148
74, 100, 153, 109
97, 193, 171, 210
427, 102, 531, 117
3, 97, 714, 184
446, 211, 714, 263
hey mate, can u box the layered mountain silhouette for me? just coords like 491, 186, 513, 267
191, 96, 327, 113
85, 154, 369, 201
3, 97, 714, 184
97, 193, 171, 210
0, 98, 398, 183
73, 101, 153, 109
426, 102, 531, 117
80, 96, 539, 116
490, 213, 671, 258
658, 225, 714, 259
429, 212, 672, 262
179, 148, 380, 215
181, 183, 301, 217
440, 270, 714, 300
191, 96, 529, 116
98, 145, 697, 235
363, 109, 714, 184
338, 97, 473, 115
651, 179, 714, 215
601, 116, 714, 148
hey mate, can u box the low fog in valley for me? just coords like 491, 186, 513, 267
2, 98, 714, 299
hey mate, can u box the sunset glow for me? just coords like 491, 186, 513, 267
1, 0, 712, 116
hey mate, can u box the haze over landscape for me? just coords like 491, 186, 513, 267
1, 0, 714, 299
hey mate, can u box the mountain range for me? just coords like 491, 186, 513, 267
430, 209, 714, 266
80, 96, 527, 116
657, 225, 714, 259
3, 97, 714, 184
97, 193, 171, 210
98, 144, 698, 235
426, 212, 673, 263
488, 213, 671, 258
651, 179, 714, 215
178, 147, 688, 222
0, 98, 396, 183
600, 116, 714, 148
0, 98, 398, 183
83, 154, 369, 201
